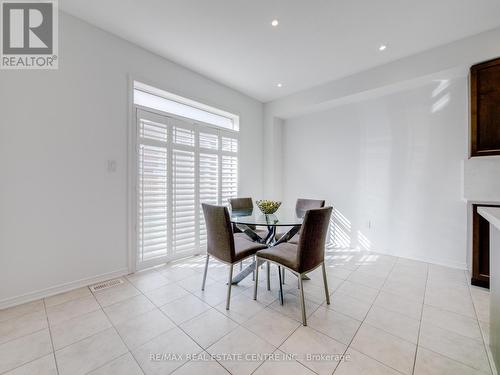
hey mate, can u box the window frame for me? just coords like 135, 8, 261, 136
134, 81, 240, 132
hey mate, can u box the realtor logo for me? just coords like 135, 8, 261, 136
1, 0, 58, 69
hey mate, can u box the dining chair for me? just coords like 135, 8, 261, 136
254, 206, 333, 325
277, 198, 326, 283
286, 198, 326, 244
229, 197, 270, 285
201, 203, 267, 309
228, 197, 262, 232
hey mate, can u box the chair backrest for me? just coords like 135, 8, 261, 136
229, 197, 254, 212
228, 197, 256, 231
297, 206, 332, 273
202, 203, 235, 263
295, 198, 325, 217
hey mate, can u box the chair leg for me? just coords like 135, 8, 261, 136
278, 266, 284, 305
282, 267, 286, 284
201, 254, 210, 291
322, 262, 330, 305
240, 261, 243, 271
226, 264, 234, 310
298, 275, 307, 326
266, 261, 271, 291
253, 259, 259, 300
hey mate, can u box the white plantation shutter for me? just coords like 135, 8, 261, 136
199, 131, 219, 246
135, 107, 238, 266
138, 144, 168, 261
137, 111, 169, 262
221, 136, 238, 205
172, 148, 196, 254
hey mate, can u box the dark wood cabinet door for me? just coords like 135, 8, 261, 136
471, 58, 500, 156
472, 204, 500, 288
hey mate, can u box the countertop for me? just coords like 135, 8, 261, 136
478, 207, 500, 231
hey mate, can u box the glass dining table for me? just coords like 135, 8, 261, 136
229, 208, 305, 300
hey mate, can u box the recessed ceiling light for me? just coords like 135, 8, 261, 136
271, 19, 279, 27
379, 44, 387, 51
277, 83, 283, 88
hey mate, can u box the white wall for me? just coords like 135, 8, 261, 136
264, 27, 500, 201
0, 13, 264, 307
282, 77, 468, 268
265, 27, 500, 270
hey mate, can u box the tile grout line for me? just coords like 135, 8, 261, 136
0, 293, 118, 358
251, 259, 367, 375
0, 301, 47, 324
0, 315, 58, 375
327, 260, 363, 374
43, 298, 61, 375
42, 290, 121, 352
159, 264, 247, 374
81, 353, 134, 375
0, 326, 48, 348
179, 264, 279, 368
89, 285, 146, 375
127, 265, 246, 374
419, 271, 494, 374
253, 265, 345, 374
333, 258, 408, 374
251, 325, 320, 375
335, 263, 489, 374
410, 260, 429, 375
467, 279, 496, 375
180, 260, 328, 374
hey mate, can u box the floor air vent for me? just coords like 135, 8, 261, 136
89, 278, 124, 292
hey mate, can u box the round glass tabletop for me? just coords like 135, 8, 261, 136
230, 208, 304, 226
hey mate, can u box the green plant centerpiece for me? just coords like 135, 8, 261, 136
256, 200, 281, 215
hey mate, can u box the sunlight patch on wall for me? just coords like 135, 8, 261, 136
431, 79, 450, 113
328, 208, 352, 248
357, 230, 372, 251
432, 93, 450, 113
432, 79, 450, 98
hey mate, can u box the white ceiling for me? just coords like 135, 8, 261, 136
60, 0, 500, 102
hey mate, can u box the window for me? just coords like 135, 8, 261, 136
134, 83, 239, 266
134, 81, 239, 131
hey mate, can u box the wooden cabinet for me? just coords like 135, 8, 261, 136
471, 58, 500, 156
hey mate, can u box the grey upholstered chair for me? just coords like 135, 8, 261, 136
286, 198, 326, 244
228, 197, 269, 278
254, 206, 333, 325
201, 203, 267, 309
228, 197, 264, 234
278, 198, 326, 283
228, 197, 254, 213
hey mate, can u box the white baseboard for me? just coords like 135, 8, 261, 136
381, 249, 468, 270
0, 268, 129, 310
326, 243, 468, 270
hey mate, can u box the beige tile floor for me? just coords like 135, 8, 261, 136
0, 249, 495, 375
